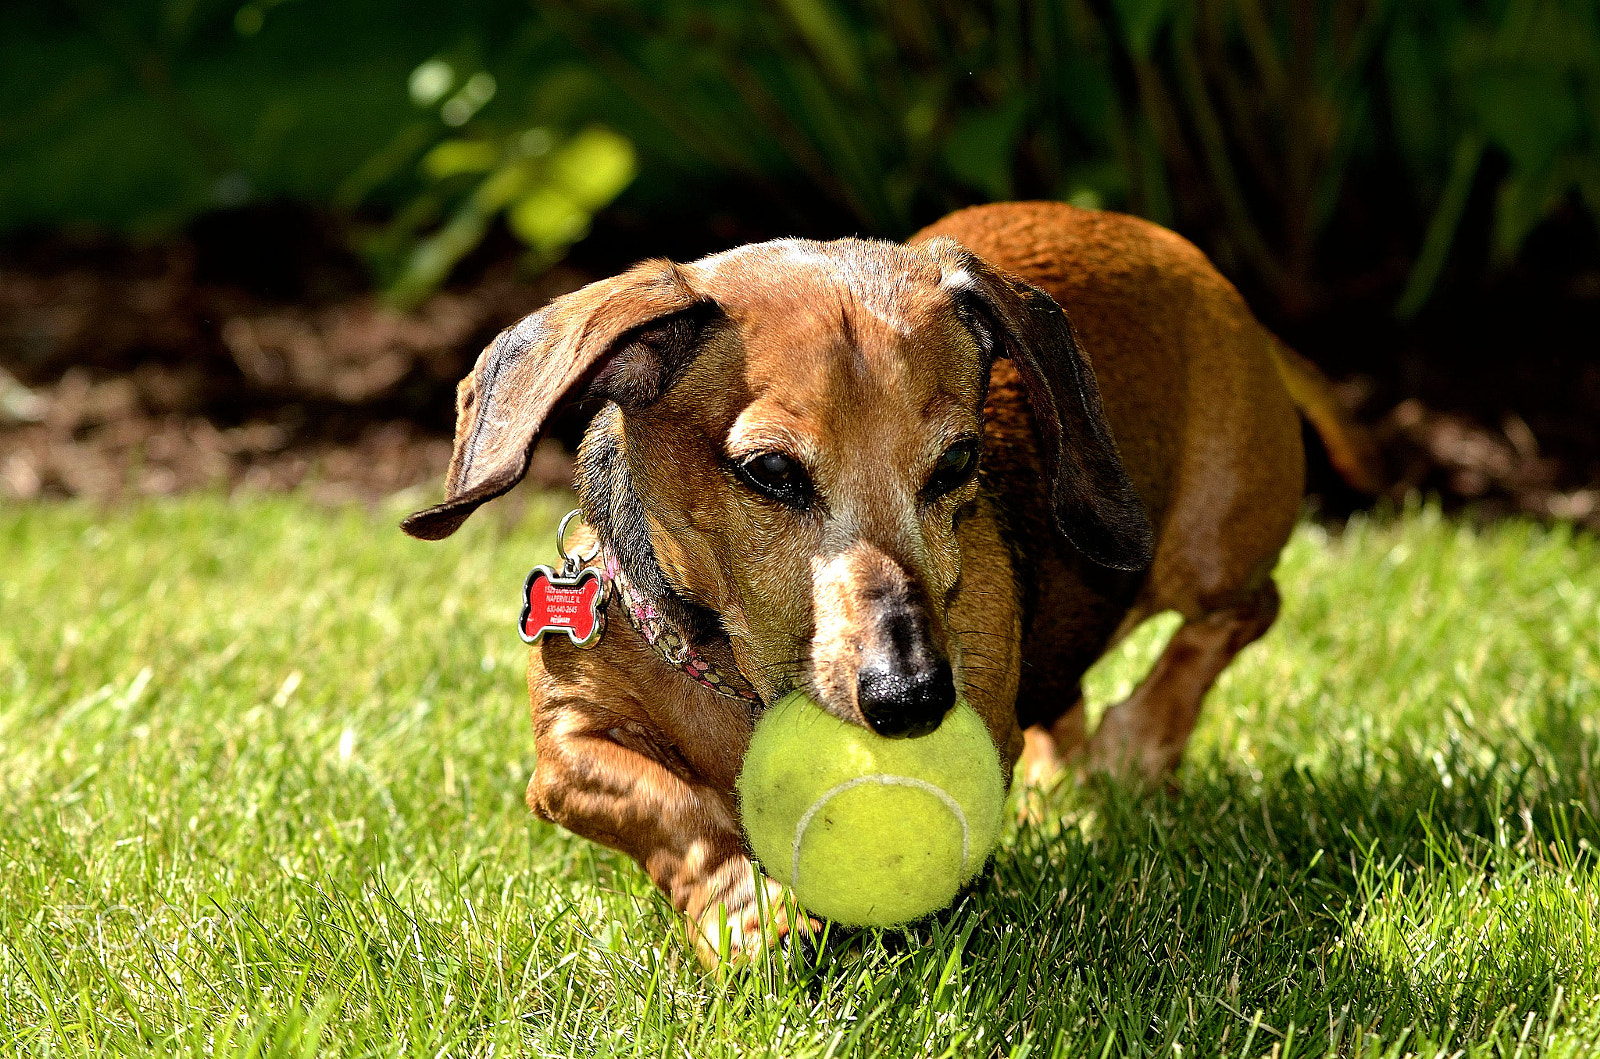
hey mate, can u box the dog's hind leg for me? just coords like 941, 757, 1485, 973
1016, 694, 1088, 822
1086, 581, 1280, 782
1020, 693, 1085, 791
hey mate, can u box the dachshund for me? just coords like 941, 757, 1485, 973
403, 201, 1379, 967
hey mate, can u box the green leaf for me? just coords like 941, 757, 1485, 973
942, 100, 1027, 203
549, 127, 637, 211
1492, 168, 1559, 266
1471, 69, 1580, 173
408, 59, 455, 108
1109, 0, 1174, 60
419, 139, 500, 180
474, 161, 531, 212
1397, 133, 1485, 319
508, 186, 589, 253
388, 204, 488, 310
773, 0, 864, 91
1384, 23, 1448, 185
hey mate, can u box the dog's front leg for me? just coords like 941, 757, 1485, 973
526, 686, 810, 968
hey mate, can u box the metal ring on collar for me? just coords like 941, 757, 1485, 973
556, 508, 601, 565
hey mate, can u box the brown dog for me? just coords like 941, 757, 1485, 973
403, 202, 1376, 966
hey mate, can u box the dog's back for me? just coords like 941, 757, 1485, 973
917, 202, 1316, 773
917, 200, 1304, 571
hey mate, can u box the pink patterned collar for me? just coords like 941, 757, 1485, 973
601, 550, 763, 707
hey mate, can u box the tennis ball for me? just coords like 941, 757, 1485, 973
736, 691, 1005, 928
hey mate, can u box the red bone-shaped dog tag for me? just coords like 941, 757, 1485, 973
520, 566, 607, 648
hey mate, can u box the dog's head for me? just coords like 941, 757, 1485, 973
405, 237, 1151, 736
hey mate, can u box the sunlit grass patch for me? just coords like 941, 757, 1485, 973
1349, 824, 1600, 1033
1, 495, 1597, 1057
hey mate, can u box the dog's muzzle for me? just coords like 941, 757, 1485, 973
855, 609, 956, 738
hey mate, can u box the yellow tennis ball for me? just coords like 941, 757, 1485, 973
736, 690, 1005, 928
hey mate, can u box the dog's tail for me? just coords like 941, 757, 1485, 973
1268, 337, 1385, 494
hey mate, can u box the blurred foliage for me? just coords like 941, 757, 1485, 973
1383, 0, 1600, 314
0, 1, 528, 234
2, 0, 1597, 316
545, 0, 1600, 315
347, 55, 635, 308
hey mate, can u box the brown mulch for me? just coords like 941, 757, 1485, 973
0, 227, 581, 506
1376, 398, 1597, 527
0, 371, 460, 505
1, 215, 1597, 532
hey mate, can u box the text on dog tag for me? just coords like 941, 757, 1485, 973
521, 566, 607, 648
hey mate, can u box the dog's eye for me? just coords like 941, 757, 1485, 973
924, 439, 980, 500
734, 452, 815, 508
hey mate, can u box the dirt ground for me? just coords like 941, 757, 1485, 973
0, 217, 583, 507
2, 207, 1597, 531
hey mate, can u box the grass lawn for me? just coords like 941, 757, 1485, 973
2, 494, 1597, 1057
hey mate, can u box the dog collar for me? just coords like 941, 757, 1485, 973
600, 549, 764, 707
519, 510, 762, 707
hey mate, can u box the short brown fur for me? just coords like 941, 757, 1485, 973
405, 202, 1375, 966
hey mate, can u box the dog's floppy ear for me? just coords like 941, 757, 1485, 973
402, 259, 713, 541
929, 239, 1154, 571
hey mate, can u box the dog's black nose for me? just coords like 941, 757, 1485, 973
856, 656, 956, 738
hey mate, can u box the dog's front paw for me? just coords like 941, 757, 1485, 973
689, 862, 819, 971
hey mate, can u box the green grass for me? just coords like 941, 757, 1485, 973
1, 494, 1597, 1057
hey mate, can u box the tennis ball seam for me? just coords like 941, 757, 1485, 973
790, 773, 970, 889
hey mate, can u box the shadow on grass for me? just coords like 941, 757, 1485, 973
779, 696, 1600, 1056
